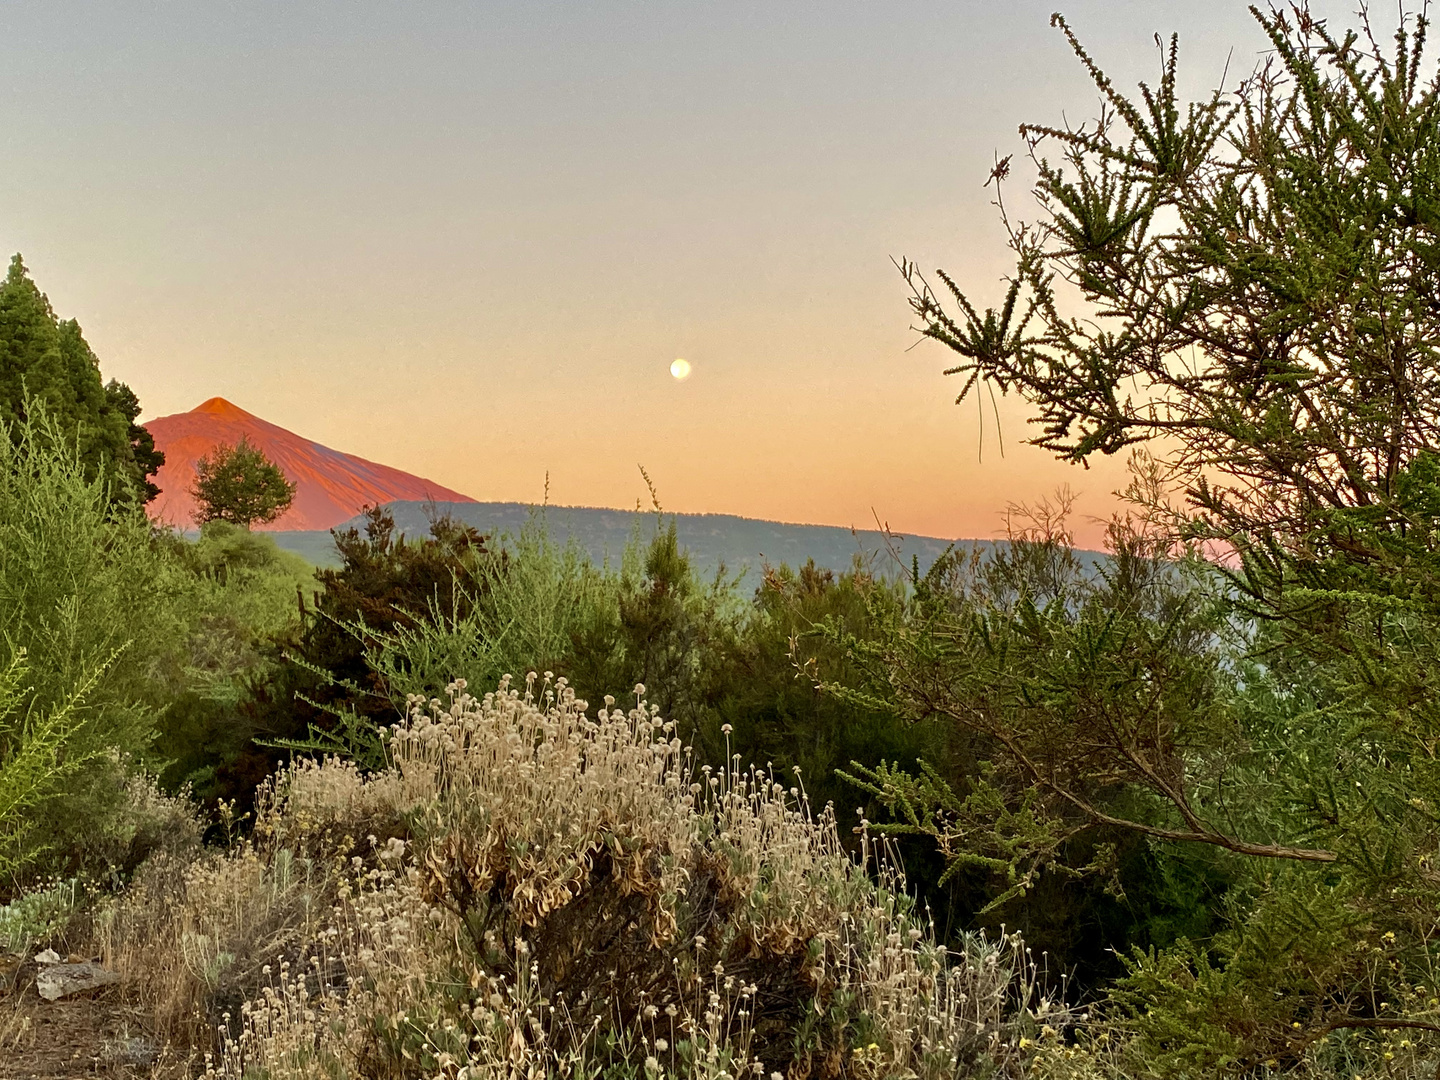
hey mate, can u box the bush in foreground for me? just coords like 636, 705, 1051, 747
101, 674, 1063, 1079
0, 408, 194, 887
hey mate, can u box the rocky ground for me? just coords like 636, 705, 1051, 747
0, 955, 184, 1080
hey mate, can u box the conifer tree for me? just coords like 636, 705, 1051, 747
0, 254, 162, 504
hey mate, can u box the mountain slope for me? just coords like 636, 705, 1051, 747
143, 398, 475, 530
347, 501, 976, 580
270, 500, 1108, 592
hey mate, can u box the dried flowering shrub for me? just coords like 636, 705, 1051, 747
96, 838, 339, 1049
182, 673, 1062, 1080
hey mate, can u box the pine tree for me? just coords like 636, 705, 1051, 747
0, 254, 163, 504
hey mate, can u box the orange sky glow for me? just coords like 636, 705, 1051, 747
0, 1, 1353, 550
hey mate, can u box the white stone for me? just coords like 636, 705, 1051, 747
35, 961, 121, 1001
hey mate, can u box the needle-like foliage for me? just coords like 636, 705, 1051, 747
878, 6, 1440, 1071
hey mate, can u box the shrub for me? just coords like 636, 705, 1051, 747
0, 877, 81, 955
893, 4, 1440, 1067
97, 837, 333, 1047
0, 407, 193, 890
288, 513, 1163, 989
104, 675, 1065, 1078
153, 522, 318, 800
364, 509, 603, 707
231, 507, 492, 784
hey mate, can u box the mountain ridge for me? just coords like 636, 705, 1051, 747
267, 499, 1105, 591
143, 400, 1101, 587
143, 398, 476, 530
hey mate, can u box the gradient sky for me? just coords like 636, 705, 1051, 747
0, 2, 1354, 546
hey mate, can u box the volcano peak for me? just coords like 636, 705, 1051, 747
143, 399, 476, 530
192, 396, 252, 419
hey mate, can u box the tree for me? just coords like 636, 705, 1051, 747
0, 254, 163, 505
900, 7, 1440, 636
862, 5, 1440, 1069
891, 3, 1440, 852
208, 508, 492, 798
191, 437, 297, 527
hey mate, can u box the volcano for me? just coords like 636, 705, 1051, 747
143, 397, 476, 531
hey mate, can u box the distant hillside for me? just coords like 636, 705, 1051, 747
270, 500, 1026, 588
144, 398, 475, 531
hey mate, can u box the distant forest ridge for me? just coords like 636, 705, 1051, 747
268, 500, 1104, 588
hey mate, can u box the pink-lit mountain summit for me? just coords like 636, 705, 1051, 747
143, 397, 475, 531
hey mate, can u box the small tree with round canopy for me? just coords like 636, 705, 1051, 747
191, 437, 297, 528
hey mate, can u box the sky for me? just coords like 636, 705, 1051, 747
0, 1, 1359, 546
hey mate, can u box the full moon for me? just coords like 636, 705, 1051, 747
670, 358, 692, 380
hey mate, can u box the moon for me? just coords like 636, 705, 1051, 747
670, 358, 692, 380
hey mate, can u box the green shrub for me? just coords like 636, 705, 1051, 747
152, 521, 318, 799
0, 876, 80, 954
225, 506, 491, 787
296, 513, 1182, 989
0, 407, 191, 889
367, 507, 607, 703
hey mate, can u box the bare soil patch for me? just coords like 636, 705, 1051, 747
0, 959, 188, 1080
